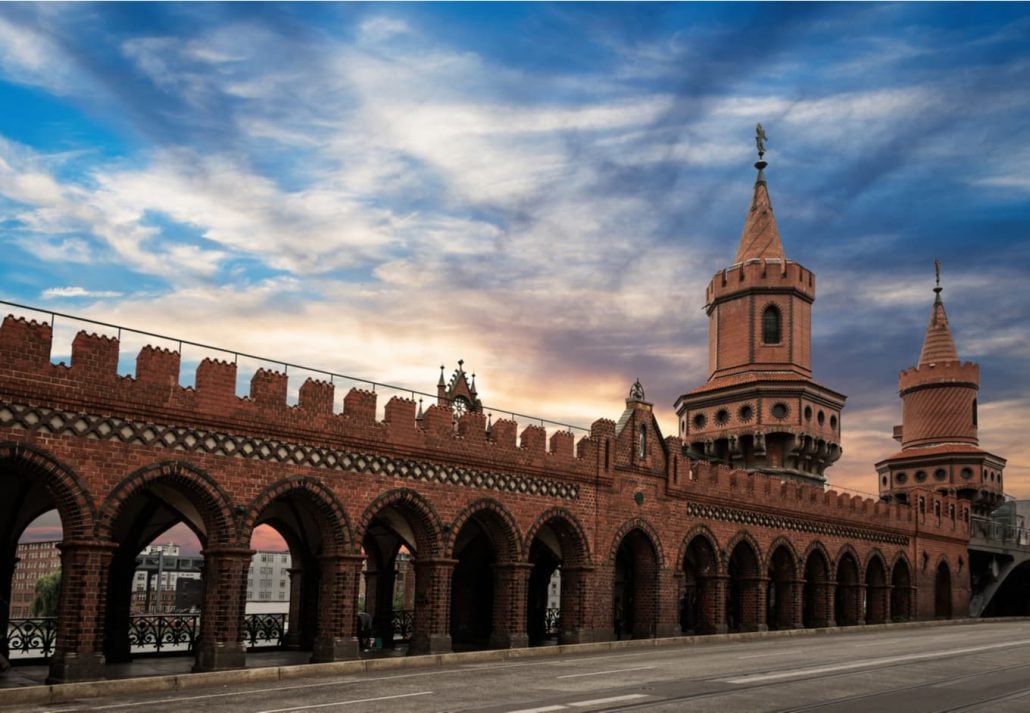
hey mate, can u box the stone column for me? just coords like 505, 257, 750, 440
655, 567, 680, 638
193, 546, 252, 673
285, 566, 305, 649
867, 583, 889, 624
311, 553, 362, 662
824, 581, 837, 628
557, 565, 594, 644
48, 539, 116, 683
489, 562, 532, 649
410, 557, 456, 655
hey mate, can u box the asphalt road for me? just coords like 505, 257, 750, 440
12, 621, 1030, 713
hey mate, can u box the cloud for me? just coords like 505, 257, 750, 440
41, 286, 123, 299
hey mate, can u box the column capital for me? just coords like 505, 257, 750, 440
57, 539, 117, 553
200, 546, 255, 559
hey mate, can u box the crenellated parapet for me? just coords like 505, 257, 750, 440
705, 259, 815, 311
899, 361, 979, 394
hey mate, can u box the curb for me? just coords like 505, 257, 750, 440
4, 617, 1027, 707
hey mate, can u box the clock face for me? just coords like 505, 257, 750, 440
452, 396, 469, 418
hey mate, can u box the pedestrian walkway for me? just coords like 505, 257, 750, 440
0, 646, 410, 689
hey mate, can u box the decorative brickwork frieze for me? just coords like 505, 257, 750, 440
686, 502, 909, 547
0, 401, 579, 501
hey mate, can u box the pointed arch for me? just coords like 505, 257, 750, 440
724, 529, 763, 572
0, 441, 97, 539
763, 537, 800, 573
762, 304, 782, 344
98, 460, 235, 546
241, 476, 354, 552
676, 524, 720, 574
833, 544, 863, 578
607, 518, 665, 569
448, 498, 522, 562
889, 551, 913, 584
356, 488, 444, 558
523, 507, 591, 567
864, 549, 890, 624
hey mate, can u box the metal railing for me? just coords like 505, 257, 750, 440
0, 298, 589, 435
970, 516, 1030, 547
6, 613, 288, 661
544, 607, 561, 636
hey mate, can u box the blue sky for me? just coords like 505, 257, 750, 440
1, 2, 1029, 507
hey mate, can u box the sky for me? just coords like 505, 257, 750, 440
2, 3, 1029, 554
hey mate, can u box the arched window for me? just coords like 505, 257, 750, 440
639, 424, 647, 460
972, 399, 978, 426
762, 305, 782, 344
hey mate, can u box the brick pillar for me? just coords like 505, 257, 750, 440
285, 566, 304, 649
0, 550, 18, 661
410, 557, 456, 655
706, 575, 729, 634
194, 547, 251, 672
656, 567, 679, 638
740, 576, 769, 632
867, 584, 889, 624
311, 553, 362, 662
489, 562, 531, 649
48, 539, 116, 683
824, 581, 837, 628
788, 578, 805, 630
557, 565, 593, 644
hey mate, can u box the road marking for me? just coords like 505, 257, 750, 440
506, 706, 568, 713
556, 666, 655, 679
254, 690, 432, 713
737, 651, 789, 659
568, 694, 649, 707
722, 639, 1030, 684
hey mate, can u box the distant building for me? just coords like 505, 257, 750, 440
9, 540, 61, 618
131, 543, 203, 613
246, 550, 292, 613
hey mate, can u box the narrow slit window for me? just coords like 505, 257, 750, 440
762, 305, 782, 344
639, 424, 647, 460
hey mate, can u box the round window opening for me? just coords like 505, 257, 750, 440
715, 409, 730, 425
896, 472, 908, 484
739, 404, 754, 422
915, 470, 927, 482
934, 468, 947, 481
960, 467, 974, 480
881, 476, 888, 487
804, 405, 812, 421
772, 403, 789, 419
830, 415, 838, 430
693, 413, 706, 429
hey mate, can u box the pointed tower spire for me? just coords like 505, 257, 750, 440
734, 123, 786, 264
918, 259, 959, 366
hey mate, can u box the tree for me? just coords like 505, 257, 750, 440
31, 569, 61, 617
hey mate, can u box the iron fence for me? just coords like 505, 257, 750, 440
970, 516, 1030, 547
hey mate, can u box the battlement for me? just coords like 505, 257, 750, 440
706, 259, 815, 308
668, 455, 968, 538
899, 361, 979, 393
0, 314, 622, 486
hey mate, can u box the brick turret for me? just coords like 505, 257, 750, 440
675, 133, 845, 486
876, 269, 1006, 514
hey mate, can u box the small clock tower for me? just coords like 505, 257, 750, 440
437, 360, 482, 420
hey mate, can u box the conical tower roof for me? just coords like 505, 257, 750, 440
734, 162, 786, 263
918, 279, 959, 366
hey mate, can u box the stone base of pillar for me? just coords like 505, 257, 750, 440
192, 641, 246, 672
741, 623, 769, 633
708, 623, 729, 635
489, 631, 529, 649
310, 636, 360, 663
655, 623, 680, 638
47, 651, 106, 683
558, 628, 592, 645
410, 633, 451, 656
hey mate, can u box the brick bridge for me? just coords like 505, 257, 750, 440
0, 312, 970, 683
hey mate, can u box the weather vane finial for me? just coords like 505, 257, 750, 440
933, 258, 943, 302
755, 123, 767, 160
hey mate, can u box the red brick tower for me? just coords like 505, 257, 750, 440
876, 265, 1005, 514
675, 127, 845, 486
